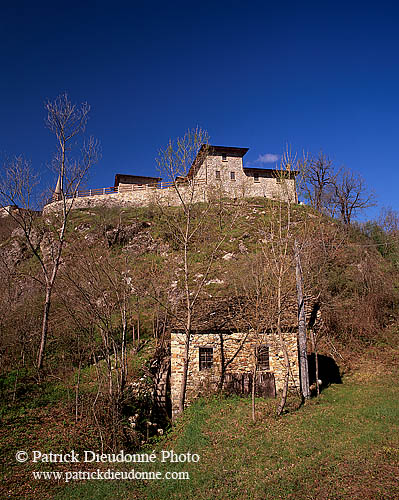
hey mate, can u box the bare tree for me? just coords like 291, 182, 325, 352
230, 147, 309, 415
379, 206, 399, 235
301, 151, 337, 213
332, 169, 375, 225
0, 93, 100, 372
61, 247, 132, 449
263, 149, 308, 414
0, 155, 41, 239
229, 251, 271, 422
154, 127, 239, 417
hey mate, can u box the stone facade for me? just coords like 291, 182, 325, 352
43, 183, 209, 213
44, 145, 297, 213
170, 330, 300, 419
193, 146, 297, 202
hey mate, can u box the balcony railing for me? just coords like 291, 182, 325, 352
56, 178, 207, 200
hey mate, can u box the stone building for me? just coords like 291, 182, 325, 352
188, 145, 297, 202
170, 328, 300, 419
45, 145, 298, 212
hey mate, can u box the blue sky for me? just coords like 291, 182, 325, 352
1, 1, 398, 219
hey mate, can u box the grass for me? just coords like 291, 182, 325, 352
54, 357, 399, 500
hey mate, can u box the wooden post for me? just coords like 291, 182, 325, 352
251, 363, 257, 422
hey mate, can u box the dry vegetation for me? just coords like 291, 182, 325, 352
0, 196, 398, 499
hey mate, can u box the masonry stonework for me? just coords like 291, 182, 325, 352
198, 149, 297, 202
44, 145, 297, 213
43, 183, 209, 213
170, 330, 300, 419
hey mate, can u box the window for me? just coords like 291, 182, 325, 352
222, 153, 227, 162
199, 347, 213, 370
230, 171, 236, 181
254, 173, 260, 183
256, 345, 270, 371
215, 170, 221, 180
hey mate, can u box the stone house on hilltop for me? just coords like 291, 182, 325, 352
48, 145, 298, 210
185, 145, 297, 202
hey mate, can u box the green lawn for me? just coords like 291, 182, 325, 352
56, 360, 399, 500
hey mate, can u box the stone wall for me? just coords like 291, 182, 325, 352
43, 184, 209, 213
43, 151, 296, 213
170, 330, 300, 419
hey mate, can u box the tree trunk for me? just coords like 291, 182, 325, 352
277, 366, 289, 416
121, 299, 127, 394
178, 226, 192, 416
294, 240, 310, 399
276, 272, 291, 416
178, 331, 190, 415
37, 285, 52, 371
137, 303, 140, 348
75, 360, 82, 422
12, 368, 19, 402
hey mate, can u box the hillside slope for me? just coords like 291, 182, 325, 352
1, 198, 398, 499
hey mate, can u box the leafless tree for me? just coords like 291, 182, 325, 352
230, 147, 309, 415
379, 206, 399, 235
229, 251, 271, 421
332, 169, 375, 225
154, 127, 240, 417
301, 151, 338, 213
0, 93, 100, 372
262, 149, 310, 414
61, 247, 133, 449
268, 167, 295, 415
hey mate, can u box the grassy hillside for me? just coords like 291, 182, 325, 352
1, 198, 398, 499
1, 198, 397, 371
